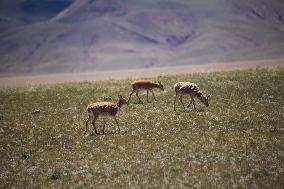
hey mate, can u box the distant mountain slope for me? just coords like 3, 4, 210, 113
0, 0, 73, 30
0, 0, 284, 74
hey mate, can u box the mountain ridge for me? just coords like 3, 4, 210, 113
0, 0, 284, 74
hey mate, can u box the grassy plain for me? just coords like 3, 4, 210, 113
0, 68, 283, 188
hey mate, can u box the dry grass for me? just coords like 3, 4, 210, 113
0, 68, 283, 188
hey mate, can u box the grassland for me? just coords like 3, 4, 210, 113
0, 68, 283, 188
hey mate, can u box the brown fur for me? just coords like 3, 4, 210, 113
174, 82, 210, 111
85, 95, 127, 135
128, 80, 164, 103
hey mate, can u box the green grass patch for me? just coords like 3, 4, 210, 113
77, 181, 89, 189
49, 169, 61, 180
20, 151, 33, 159
0, 68, 283, 188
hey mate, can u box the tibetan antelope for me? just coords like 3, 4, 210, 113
85, 95, 128, 135
174, 82, 210, 111
128, 80, 164, 104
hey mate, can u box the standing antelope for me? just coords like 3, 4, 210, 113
174, 82, 210, 111
85, 95, 128, 135
128, 80, 164, 104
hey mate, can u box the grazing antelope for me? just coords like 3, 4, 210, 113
85, 95, 128, 135
128, 80, 164, 104
174, 82, 210, 111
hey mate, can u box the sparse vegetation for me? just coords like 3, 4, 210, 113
0, 68, 283, 188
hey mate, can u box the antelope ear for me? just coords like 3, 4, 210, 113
118, 95, 123, 98
158, 81, 161, 84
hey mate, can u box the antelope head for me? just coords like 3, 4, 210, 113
118, 95, 128, 107
158, 81, 165, 91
